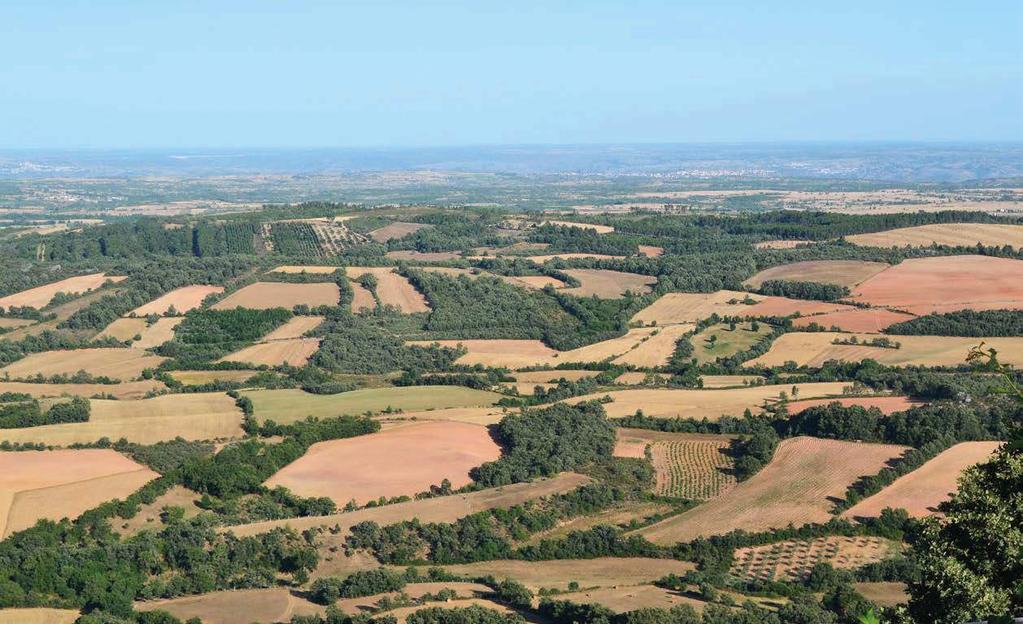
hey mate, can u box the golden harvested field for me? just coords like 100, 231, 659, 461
842, 441, 1002, 519
637, 244, 664, 257
350, 281, 375, 311
630, 290, 850, 325
563, 382, 849, 419
97, 317, 182, 349
333, 582, 491, 615
518, 252, 625, 263
242, 386, 502, 424
0, 449, 157, 537
211, 282, 340, 310
387, 600, 528, 624
0, 348, 165, 381
265, 421, 501, 505
128, 285, 224, 315
612, 324, 694, 367
615, 371, 670, 385
616, 428, 736, 499
691, 321, 773, 364
0, 318, 34, 329
408, 339, 556, 369
849, 255, 1023, 315
385, 250, 461, 261
259, 315, 324, 340
368, 221, 431, 242
344, 267, 430, 313
0, 287, 122, 342
731, 536, 900, 582
228, 472, 590, 537
847, 223, 1023, 249
0, 273, 125, 309
0, 392, 243, 446
637, 437, 907, 543
543, 219, 615, 233
219, 337, 320, 366
0, 380, 164, 400
785, 396, 922, 415
0, 609, 80, 624
562, 269, 657, 298
744, 260, 890, 288
700, 375, 764, 388
555, 585, 709, 613
167, 370, 255, 385
419, 267, 567, 291
380, 406, 508, 426
430, 558, 694, 591
748, 332, 1023, 368
270, 265, 340, 274
502, 382, 557, 395
853, 582, 909, 607
793, 307, 915, 333
136, 588, 322, 624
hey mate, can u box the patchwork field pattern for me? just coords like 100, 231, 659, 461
748, 332, 1023, 368
431, 558, 694, 591
637, 437, 907, 543
265, 421, 501, 505
97, 317, 183, 349
744, 260, 890, 288
616, 428, 737, 499
564, 382, 849, 419
731, 536, 900, 582
0, 449, 158, 537
0, 380, 165, 400
630, 290, 851, 325
0, 348, 165, 381
344, 267, 430, 312
257, 315, 324, 341
785, 396, 922, 415
220, 337, 321, 367
128, 285, 224, 315
847, 223, 1023, 249
691, 321, 773, 364
0, 393, 243, 445
842, 441, 1002, 519
212, 282, 340, 310
0, 273, 125, 309
792, 307, 915, 333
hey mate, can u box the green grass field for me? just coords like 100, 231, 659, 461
692, 322, 773, 364
242, 386, 504, 424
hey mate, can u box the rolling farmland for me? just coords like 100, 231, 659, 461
212, 282, 340, 310
0, 348, 165, 381
128, 285, 224, 315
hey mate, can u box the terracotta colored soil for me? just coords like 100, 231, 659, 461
785, 396, 922, 415
265, 421, 501, 505
793, 308, 915, 333
744, 260, 890, 288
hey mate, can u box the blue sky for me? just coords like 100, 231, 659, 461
1, 1, 1020, 148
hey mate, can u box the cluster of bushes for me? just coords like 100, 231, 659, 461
886, 308, 1023, 336
757, 279, 850, 301
0, 396, 89, 429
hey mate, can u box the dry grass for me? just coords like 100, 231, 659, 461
562, 269, 657, 298
731, 536, 900, 582
521, 253, 625, 263
0, 288, 123, 342
748, 332, 1023, 368
792, 308, 916, 333
850, 255, 1023, 315
128, 285, 224, 316
344, 267, 430, 313
0, 608, 80, 624
543, 219, 615, 233
848, 223, 1023, 249
744, 260, 890, 288
408, 339, 557, 369
0, 393, 243, 446
219, 337, 321, 366
754, 240, 810, 249
637, 244, 664, 257
167, 370, 255, 386
563, 382, 850, 419
0, 318, 34, 329
212, 282, 340, 310
97, 317, 182, 349
266, 421, 501, 505
0, 449, 157, 537
260, 315, 324, 340
842, 441, 1002, 519
429, 558, 693, 591
378, 406, 508, 426
228, 472, 591, 537
0, 348, 165, 381
368, 221, 431, 242
136, 588, 323, 624
554, 585, 709, 613
630, 290, 853, 325
511, 370, 598, 383
637, 437, 907, 543
0, 380, 165, 400
612, 325, 694, 367
116, 485, 202, 535
0, 273, 125, 309
242, 386, 502, 424
351, 281, 375, 311
699, 375, 765, 388
785, 396, 922, 415
385, 250, 461, 261
615, 372, 670, 385
853, 582, 909, 607
270, 265, 340, 274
